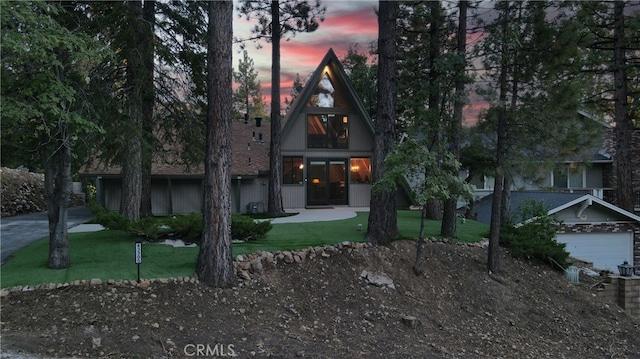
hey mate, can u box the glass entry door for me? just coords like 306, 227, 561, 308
307, 159, 347, 206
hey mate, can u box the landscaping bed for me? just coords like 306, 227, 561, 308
2, 239, 639, 358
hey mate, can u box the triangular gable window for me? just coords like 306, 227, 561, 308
307, 70, 347, 108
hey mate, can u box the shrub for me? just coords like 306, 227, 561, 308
500, 200, 570, 270
167, 213, 202, 243
231, 213, 272, 241
94, 208, 132, 231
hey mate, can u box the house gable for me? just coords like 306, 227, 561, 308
549, 194, 640, 223
281, 48, 374, 149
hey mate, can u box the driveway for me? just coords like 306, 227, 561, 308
0, 206, 94, 264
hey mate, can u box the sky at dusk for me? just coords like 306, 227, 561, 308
232, 1, 379, 109
232, 0, 483, 124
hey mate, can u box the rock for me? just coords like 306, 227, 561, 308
90, 278, 102, 286
92, 337, 102, 348
0, 289, 9, 297
250, 258, 263, 273
362, 271, 395, 289
132, 335, 140, 341
401, 315, 419, 328
284, 253, 295, 264
151, 322, 160, 328
239, 270, 251, 281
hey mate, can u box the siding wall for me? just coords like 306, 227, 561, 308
281, 102, 374, 209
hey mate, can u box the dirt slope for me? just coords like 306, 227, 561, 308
1, 240, 639, 358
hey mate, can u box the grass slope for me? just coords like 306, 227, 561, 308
1, 211, 488, 288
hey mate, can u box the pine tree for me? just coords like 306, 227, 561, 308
367, 0, 399, 246
197, 0, 236, 288
573, 1, 640, 211
238, 0, 326, 217
474, 1, 594, 272
233, 50, 266, 122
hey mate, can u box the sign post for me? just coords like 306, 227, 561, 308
135, 240, 142, 282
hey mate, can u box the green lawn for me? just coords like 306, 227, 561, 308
1, 211, 488, 288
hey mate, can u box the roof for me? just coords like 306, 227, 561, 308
472, 191, 640, 224
472, 191, 586, 224
80, 120, 270, 178
281, 48, 375, 136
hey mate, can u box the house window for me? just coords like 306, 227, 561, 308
307, 70, 347, 108
307, 114, 348, 149
568, 165, 583, 188
553, 164, 585, 188
283, 156, 303, 184
553, 166, 568, 188
350, 158, 371, 184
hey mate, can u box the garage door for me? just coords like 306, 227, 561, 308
555, 232, 633, 273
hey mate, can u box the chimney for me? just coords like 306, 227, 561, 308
252, 131, 256, 142
255, 117, 262, 127
244, 113, 249, 124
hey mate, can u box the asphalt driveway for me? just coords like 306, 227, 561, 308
0, 206, 94, 264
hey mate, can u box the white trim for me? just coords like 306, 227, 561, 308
548, 194, 640, 222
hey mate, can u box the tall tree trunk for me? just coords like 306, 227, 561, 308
140, 0, 155, 218
367, 0, 399, 245
425, 199, 442, 219
613, 0, 632, 212
500, 174, 512, 226
441, 0, 467, 238
488, 4, 510, 274
425, 1, 442, 222
43, 123, 71, 269
120, 0, 144, 222
267, 0, 285, 217
413, 207, 428, 275
197, 0, 236, 288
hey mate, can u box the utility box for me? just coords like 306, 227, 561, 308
247, 202, 263, 214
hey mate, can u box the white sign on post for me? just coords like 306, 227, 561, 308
135, 241, 142, 264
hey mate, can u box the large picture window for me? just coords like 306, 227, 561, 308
283, 156, 304, 184
350, 158, 371, 184
307, 114, 348, 149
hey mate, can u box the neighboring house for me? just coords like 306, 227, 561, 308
81, 119, 271, 215
473, 191, 640, 274
467, 112, 640, 214
81, 48, 391, 213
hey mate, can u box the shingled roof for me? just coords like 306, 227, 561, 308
80, 120, 270, 178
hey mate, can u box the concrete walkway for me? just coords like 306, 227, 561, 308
270, 207, 369, 224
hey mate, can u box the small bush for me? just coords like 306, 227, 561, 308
501, 200, 570, 269
132, 217, 167, 240
231, 213, 272, 241
96, 212, 132, 231
94, 209, 132, 231
168, 213, 202, 243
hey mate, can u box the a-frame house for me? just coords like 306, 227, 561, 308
279, 48, 375, 208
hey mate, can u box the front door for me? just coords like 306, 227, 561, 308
307, 159, 348, 206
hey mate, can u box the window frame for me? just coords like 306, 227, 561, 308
282, 156, 304, 185
306, 113, 349, 149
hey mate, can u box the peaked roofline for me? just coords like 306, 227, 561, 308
548, 194, 640, 222
282, 48, 375, 136
577, 110, 612, 129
